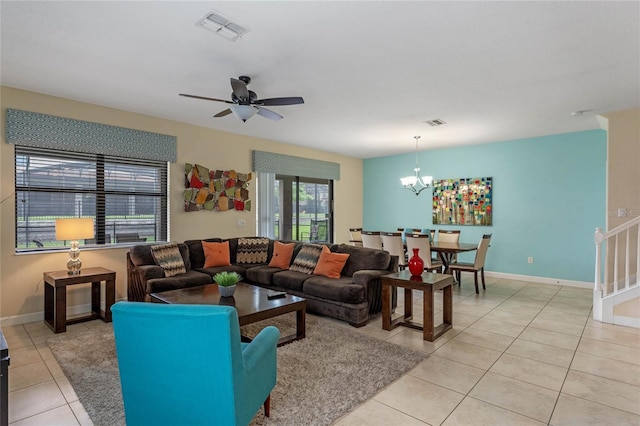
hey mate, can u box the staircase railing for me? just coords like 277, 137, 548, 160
593, 216, 640, 321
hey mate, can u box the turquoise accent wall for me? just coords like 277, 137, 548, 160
363, 130, 606, 283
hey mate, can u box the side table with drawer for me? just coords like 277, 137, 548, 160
43, 267, 116, 333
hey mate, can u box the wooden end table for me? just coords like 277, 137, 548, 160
382, 270, 454, 341
43, 267, 116, 333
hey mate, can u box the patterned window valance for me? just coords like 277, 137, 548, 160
5, 109, 177, 162
252, 150, 340, 180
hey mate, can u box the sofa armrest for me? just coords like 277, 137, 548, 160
135, 265, 165, 280
242, 325, 280, 376
352, 269, 390, 314
127, 252, 165, 301
351, 269, 388, 286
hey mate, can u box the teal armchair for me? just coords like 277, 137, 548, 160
112, 301, 280, 426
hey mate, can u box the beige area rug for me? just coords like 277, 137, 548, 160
48, 314, 427, 426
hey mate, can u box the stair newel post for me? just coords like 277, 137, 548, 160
593, 227, 604, 321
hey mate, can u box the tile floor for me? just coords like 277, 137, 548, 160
4, 277, 640, 425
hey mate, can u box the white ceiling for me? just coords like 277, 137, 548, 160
1, 1, 638, 159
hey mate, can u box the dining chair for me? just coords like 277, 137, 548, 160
437, 229, 461, 262
449, 234, 492, 294
397, 228, 422, 245
349, 227, 363, 246
405, 233, 443, 272
437, 230, 461, 243
380, 232, 406, 270
361, 231, 383, 250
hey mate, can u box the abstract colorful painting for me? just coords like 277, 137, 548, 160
432, 177, 492, 226
184, 163, 252, 212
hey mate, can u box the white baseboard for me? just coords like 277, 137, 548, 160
613, 314, 640, 329
1, 298, 126, 327
0, 272, 592, 327
484, 271, 592, 289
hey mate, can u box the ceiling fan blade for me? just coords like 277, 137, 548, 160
255, 97, 305, 106
230, 78, 250, 102
179, 93, 233, 104
214, 109, 232, 118
256, 107, 283, 121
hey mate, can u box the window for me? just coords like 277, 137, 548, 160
259, 173, 333, 242
15, 146, 168, 251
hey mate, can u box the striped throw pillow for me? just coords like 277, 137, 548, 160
236, 238, 270, 264
289, 244, 324, 274
150, 242, 186, 277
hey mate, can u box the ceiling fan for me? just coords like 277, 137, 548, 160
179, 76, 304, 122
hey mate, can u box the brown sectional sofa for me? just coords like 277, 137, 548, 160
127, 237, 398, 327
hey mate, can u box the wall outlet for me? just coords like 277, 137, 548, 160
237, 219, 246, 227
527, 256, 534, 264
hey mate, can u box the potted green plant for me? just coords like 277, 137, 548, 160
214, 272, 242, 297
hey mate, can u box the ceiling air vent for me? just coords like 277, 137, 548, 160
196, 10, 250, 42
424, 119, 446, 127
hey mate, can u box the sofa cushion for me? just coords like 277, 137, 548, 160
271, 270, 312, 292
313, 246, 350, 279
335, 244, 391, 277
236, 237, 270, 264
268, 241, 295, 269
130, 244, 155, 266
203, 241, 231, 267
150, 242, 187, 277
146, 270, 213, 295
289, 243, 324, 274
303, 276, 366, 304
185, 238, 223, 269
196, 264, 250, 278
245, 266, 283, 286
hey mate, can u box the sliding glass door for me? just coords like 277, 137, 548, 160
273, 175, 333, 242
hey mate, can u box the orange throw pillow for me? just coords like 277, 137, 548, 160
202, 241, 231, 268
313, 246, 350, 279
268, 241, 295, 269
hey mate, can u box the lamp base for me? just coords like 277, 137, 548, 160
66, 241, 82, 275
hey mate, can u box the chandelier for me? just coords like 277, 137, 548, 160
400, 136, 433, 196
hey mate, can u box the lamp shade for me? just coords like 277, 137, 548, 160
420, 175, 433, 186
230, 104, 257, 122
400, 176, 418, 187
55, 218, 95, 241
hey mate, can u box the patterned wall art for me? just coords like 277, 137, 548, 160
433, 177, 492, 226
184, 163, 252, 212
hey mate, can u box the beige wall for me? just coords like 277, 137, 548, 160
600, 108, 640, 284
602, 108, 640, 230
0, 86, 363, 324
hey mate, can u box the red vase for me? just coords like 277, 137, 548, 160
408, 248, 424, 276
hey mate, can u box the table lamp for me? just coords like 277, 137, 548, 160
55, 218, 95, 275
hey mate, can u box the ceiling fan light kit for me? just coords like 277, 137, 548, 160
180, 76, 304, 122
230, 104, 257, 122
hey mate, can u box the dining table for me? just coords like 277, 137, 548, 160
429, 241, 478, 274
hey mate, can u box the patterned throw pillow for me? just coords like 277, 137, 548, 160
289, 244, 324, 274
150, 242, 186, 277
236, 238, 270, 264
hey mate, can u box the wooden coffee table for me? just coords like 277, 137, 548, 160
150, 282, 306, 346
382, 270, 454, 341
